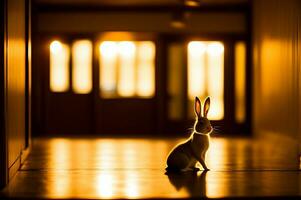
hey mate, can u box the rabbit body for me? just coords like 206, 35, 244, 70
166, 97, 212, 172
166, 133, 209, 172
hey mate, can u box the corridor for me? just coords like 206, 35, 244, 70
1, 0, 301, 199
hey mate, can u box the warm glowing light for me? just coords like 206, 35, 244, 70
96, 173, 114, 198
207, 42, 224, 120
188, 41, 207, 56
136, 41, 155, 97
50, 139, 71, 197
72, 40, 92, 94
118, 41, 136, 97
99, 40, 156, 98
184, 0, 200, 7
188, 42, 206, 100
206, 138, 229, 198
125, 173, 139, 198
235, 41, 246, 123
99, 41, 118, 96
50, 41, 62, 54
39, 138, 191, 198
207, 42, 224, 55
187, 41, 224, 120
50, 40, 70, 92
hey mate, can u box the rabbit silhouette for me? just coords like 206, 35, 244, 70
166, 97, 212, 172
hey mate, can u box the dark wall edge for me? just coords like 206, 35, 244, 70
0, 0, 7, 189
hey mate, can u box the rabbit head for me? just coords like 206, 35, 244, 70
193, 97, 212, 134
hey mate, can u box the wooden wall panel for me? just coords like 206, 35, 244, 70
6, 0, 26, 172
252, 0, 301, 145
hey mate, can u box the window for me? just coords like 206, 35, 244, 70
72, 40, 93, 94
50, 40, 70, 92
99, 41, 155, 98
187, 41, 224, 120
49, 39, 93, 94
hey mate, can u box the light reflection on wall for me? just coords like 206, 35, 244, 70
72, 40, 93, 94
235, 41, 246, 123
187, 41, 224, 120
50, 40, 70, 92
99, 41, 155, 98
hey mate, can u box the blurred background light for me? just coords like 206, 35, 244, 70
188, 41, 224, 120
72, 40, 93, 94
50, 40, 70, 92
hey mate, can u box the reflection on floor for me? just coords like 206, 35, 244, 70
1, 136, 301, 199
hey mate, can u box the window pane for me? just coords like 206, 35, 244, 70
50, 40, 70, 92
99, 40, 156, 98
235, 41, 246, 123
207, 42, 224, 120
72, 40, 93, 94
136, 41, 155, 97
117, 41, 136, 97
187, 42, 206, 99
187, 41, 224, 120
99, 41, 118, 97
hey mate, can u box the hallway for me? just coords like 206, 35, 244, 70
1, 136, 300, 199
1, 0, 301, 199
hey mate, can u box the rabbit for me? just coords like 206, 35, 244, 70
166, 96, 212, 172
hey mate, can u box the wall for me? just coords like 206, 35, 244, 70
36, 11, 246, 34
0, 0, 7, 189
5, 0, 28, 183
252, 0, 301, 151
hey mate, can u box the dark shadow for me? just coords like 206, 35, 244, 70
166, 170, 207, 197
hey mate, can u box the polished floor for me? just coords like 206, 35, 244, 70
1, 136, 301, 199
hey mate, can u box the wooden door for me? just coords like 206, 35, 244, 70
41, 36, 93, 135
165, 36, 249, 134
40, 35, 159, 135
94, 40, 158, 135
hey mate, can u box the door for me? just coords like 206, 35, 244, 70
165, 36, 249, 134
42, 36, 94, 134
40, 33, 159, 135
94, 38, 158, 135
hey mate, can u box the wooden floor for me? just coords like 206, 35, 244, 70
1, 136, 301, 199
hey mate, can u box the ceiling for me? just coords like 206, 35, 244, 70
34, 0, 249, 7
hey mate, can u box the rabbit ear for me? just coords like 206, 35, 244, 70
203, 97, 210, 118
194, 97, 202, 117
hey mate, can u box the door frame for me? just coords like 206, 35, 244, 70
161, 33, 251, 135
